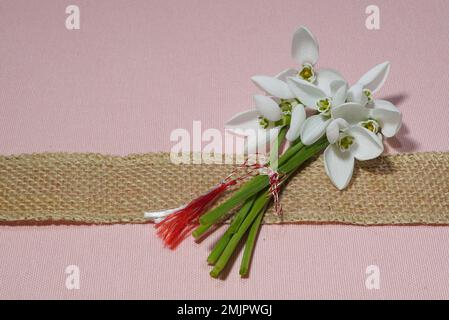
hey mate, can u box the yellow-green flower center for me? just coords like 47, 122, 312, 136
316, 98, 332, 116
259, 113, 292, 129
361, 119, 380, 134
363, 88, 373, 102
298, 63, 315, 82
338, 134, 354, 152
259, 99, 300, 129
259, 116, 269, 129
279, 98, 300, 113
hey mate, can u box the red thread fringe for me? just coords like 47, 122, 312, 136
155, 183, 230, 249
155, 162, 266, 249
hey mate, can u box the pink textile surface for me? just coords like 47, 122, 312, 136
0, 0, 448, 299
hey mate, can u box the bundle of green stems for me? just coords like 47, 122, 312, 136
192, 127, 329, 278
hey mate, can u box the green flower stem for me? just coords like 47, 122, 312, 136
198, 139, 327, 228
270, 126, 287, 171
210, 191, 270, 278
193, 130, 295, 240
206, 127, 287, 263
236, 127, 286, 276
278, 138, 328, 173
191, 223, 211, 238
207, 138, 329, 277
275, 137, 303, 168
207, 195, 256, 265
205, 128, 287, 263
196, 174, 269, 228
239, 206, 265, 277
236, 142, 318, 273
198, 142, 305, 227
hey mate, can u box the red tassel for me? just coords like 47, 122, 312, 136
155, 162, 265, 249
154, 181, 232, 249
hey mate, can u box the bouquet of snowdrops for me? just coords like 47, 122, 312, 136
146, 26, 402, 278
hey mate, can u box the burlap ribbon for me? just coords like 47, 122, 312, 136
0, 152, 448, 225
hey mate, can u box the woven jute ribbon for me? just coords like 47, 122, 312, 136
0, 152, 448, 225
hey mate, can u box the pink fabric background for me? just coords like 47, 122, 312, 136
0, 0, 448, 299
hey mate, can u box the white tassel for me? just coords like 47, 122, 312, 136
144, 206, 185, 222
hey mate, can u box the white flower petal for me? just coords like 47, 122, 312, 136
326, 122, 339, 145
331, 102, 369, 125
286, 104, 306, 141
347, 125, 384, 160
347, 83, 368, 106
315, 68, 345, 96
300, 114, 331, 145
357, 61, 390, 93
326, 118, 349, 144
330, 80, 348, 106
254, 95, 282, 121
370, 100, 402, 137
245, 127, 280, 155
251, 76, 295, 99
275, 68, 298, 82
372, 99, 400, 112
287, 77, 327, 109
225, 109, 260, 136
291, 26, 319, 66
324, 144, 355, 190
